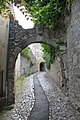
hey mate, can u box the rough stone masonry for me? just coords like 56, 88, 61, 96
5, 0, 80, 112
7, 17, 65, 105
66, 0, 80, 109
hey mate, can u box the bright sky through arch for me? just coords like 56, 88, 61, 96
13, 5, 34, 29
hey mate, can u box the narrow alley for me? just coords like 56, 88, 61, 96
1, 0, 80, 120
0, 72, 80, 120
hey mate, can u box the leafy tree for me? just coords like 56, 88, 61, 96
0, 0, 69, 29
0, 0, 7, 13
0, 0, 26, 13
26, 0, 67, 29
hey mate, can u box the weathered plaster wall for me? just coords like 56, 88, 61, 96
0, 16, 8, 97
28, 48, 37, 74
0, 15, 9, 110
20, 55, 30, 76
15, 53, 21, 80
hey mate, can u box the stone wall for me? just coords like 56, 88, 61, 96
20, 55, 30, 76
7, 19, 65, 105
15, 49, 37, 80
47, 57, 62, 87
48, 0, 80, 110
20, 53, 37, 76
66, 0, 80, 108
47, 51, 68, 93
6, 0, 80, 108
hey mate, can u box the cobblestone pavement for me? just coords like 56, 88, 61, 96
0, 74, 35, 120
37, 72, 80, 120
0, 72, 80, 120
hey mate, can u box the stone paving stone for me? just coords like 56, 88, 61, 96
37, 72, 80, 120
0, 72, 80, 120
0, 74, 35, 120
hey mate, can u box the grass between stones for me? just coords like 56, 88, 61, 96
16, 74, 25, 88
15, 74, 26, 99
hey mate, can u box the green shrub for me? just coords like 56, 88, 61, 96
16, 74, 25, 87
26, 0, 69, 29
21, 48, 30, 59
41, 44, 55, 69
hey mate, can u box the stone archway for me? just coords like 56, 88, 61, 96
6, 19, 65, 105
40, 62, 45, 71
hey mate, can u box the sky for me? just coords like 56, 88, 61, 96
13, 4, 34, 29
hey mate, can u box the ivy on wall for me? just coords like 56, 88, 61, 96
26, 0, 70, 29
41, 44, 55, 69
21, 48, 30, 59
0, 0, 71, 28
0, 0, 7, 13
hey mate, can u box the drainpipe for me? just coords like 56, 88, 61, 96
6, 18, 10, 105
1, 70, 3, 97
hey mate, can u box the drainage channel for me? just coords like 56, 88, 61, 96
28, 73, 49, 120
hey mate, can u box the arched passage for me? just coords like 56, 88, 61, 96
6, 20, 65, 105
40, 62, 45, 71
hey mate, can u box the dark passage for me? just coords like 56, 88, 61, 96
28, 74, 49, 120
40, 62, 45, 71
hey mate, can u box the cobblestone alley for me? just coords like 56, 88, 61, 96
0, 72, 80, 120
